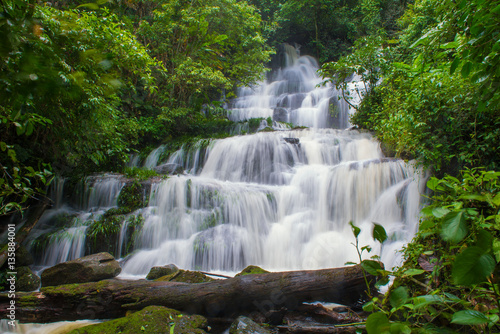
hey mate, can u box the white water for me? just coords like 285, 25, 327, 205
31, 45, 425, 278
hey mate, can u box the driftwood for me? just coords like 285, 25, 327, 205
1, 265, 375, 323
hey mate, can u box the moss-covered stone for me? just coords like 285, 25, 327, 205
15, 246, 34, 266
155, 270, 214, 283
235, 265, 270, 277
146, 264, 179, 280
67, 306, 208, 334
41, 252, 121, 287
16, 266, 40, 291
117, 181, 149, 212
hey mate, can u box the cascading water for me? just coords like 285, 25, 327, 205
31, 44, 425, 278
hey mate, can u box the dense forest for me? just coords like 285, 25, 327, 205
1, 0, 500, 332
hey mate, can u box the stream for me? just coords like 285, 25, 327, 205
6, 45, 426, 333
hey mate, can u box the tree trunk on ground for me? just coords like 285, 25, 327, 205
1, 265, 376, 323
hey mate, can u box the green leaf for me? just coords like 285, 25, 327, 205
413, 295, 447, 309
363, 300, 375, 312
432, 207, 450, 218
25, 121, 34, 136
403, 269, 425, 276
372, 223, 388, 243
440, 41, 459, 49
476, 230, 493, 253
390, 286, 409, 308
77, 3, 100, 10
450, 57, 461, 75
493, 240, 500, 262
390, 322, 411, 334
350, 221, 361, 238
493, 193, 500, 207
361, 260, 383, 275
366, 312, 390, 334
452, 246, 495, 285
375, 275, 390, 288
459, 194, 487, 202
441, 210, 468, 243
427, 177, 439, 191
451, 310, 489, 325
461, 61, 472, 78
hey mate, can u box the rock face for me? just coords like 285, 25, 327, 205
154, 163, 184, 175
273, 107, 289, 123
41, 252, 121, 287
67, 306, 208, 334
146, 264, 180, 280
16, 266, 40, 291
229, 316, 271, 334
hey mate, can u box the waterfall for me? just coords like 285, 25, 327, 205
31, 44, 425, 277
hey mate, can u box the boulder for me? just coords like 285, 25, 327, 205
16, 266, 40, 291
229, 316, 271, 334
67, 306, 208, 334
146, 264, 179, 280
41, 252, 121, 287
155, 269, 214, 283
235, 265, 269, 277
15, 246, 34, 266
283, 137, 300, 145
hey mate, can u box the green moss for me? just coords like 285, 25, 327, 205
260, 126, 274, 132
154, 270, 214, 283
67, 306, 208, 334
16, 266, 40, 291
123, 167, 161, 181
117, 181, 148, 212
235, 265, 270, 276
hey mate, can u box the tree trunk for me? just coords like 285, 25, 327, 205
1, 265, 376, 323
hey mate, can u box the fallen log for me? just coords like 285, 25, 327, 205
1, 265, 376, 323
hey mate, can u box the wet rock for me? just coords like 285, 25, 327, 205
67, 305, 208, 334
229, 316, 271, 334
16, 266, 40, 291
154, 163, 184, 175
235, 265, 270, 277
15, 246, 34, 266
273, 107, 289, 123
146, 264, 179, 280
41, 252, 121, 287
283, 137, 299, 145
155, 269, 214, 283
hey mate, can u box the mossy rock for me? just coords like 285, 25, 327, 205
15, 246, 34, 266
16, 266, 40, 291
67, 306, 208, 334
155, 270, 214, 283
146, 264, 179, 280
117, 181, 149, 212
260, 127, 275, 132
235, 265, 270, 277
41, 252, 121, 287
